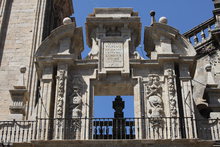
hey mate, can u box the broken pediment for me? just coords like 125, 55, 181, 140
144, 22, 196, 59
35, 19, 84, 60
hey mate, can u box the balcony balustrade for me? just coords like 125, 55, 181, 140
183, 17, 215, 47
0, 117, 219, 144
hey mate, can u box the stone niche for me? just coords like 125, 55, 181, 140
86, 8, 141, 77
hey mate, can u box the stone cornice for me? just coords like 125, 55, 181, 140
86, 8, 141, 48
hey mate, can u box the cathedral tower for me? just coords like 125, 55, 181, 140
0, 0, 73, 120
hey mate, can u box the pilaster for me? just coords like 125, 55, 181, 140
179, 63, 197, 139
164, 62, 180, 139
36, 64, 54, 140
54, 63, 68, 139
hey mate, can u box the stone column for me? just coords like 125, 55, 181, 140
179, 64, 197, 139
54, 63, 68, 140
81, 78, 92, 140
36, 65, 54, 140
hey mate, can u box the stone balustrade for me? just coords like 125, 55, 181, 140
0, 117, 220, 145
183, 17, 215, 47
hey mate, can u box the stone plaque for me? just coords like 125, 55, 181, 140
103, 42, 123, 68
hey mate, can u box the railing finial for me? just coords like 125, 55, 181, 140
150, 10, 156, 25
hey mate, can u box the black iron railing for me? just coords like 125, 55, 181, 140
0, 117, 220, 144
92, 118, 135, 139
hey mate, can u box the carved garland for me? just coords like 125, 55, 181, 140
167, 69, 177, 117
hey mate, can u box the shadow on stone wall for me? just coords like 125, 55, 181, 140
0, 0, 13, 66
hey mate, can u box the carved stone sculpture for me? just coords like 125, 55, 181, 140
148, 95, 163, 117
88, 38, 99, 59
69, 76, 84, 118
145, 74, 164, 118
70, 86, 82, 118
57, 70, 65, 118
167, 69, 177, 117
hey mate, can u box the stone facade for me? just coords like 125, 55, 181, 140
0, 0, 73, 121
0, 1, 220, 147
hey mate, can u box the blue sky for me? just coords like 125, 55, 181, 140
72, 0, 214, 118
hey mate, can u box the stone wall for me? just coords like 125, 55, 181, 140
0, 0, 73, 120
0, 0, 40, 120
13, 140, 214, 147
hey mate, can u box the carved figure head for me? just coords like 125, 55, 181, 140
146, 74, 162, 97
72, 88, 82, 105
72, 96, 82, 105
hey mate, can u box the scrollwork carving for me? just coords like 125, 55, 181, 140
56, 70, 65, 119
167, 69, 177, 117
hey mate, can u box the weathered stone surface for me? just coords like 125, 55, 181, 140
0, 0, 73, 120
13, 139, 215, 147
1, 0, 220, 145
103, 42, 124, 68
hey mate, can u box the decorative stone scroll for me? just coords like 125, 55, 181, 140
167, 69, 177, 117
56, 70, 65, 118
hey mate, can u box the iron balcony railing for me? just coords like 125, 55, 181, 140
0, 117, 220, 144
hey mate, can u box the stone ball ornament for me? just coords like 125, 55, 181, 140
159, 16, 168, 24
20, 66, 26, 73
150, 10, 155, 17
63, 17, 72, 25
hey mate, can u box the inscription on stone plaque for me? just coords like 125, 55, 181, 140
103, 42, 123, 68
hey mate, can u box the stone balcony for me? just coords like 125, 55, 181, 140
0, 117, 220, 145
